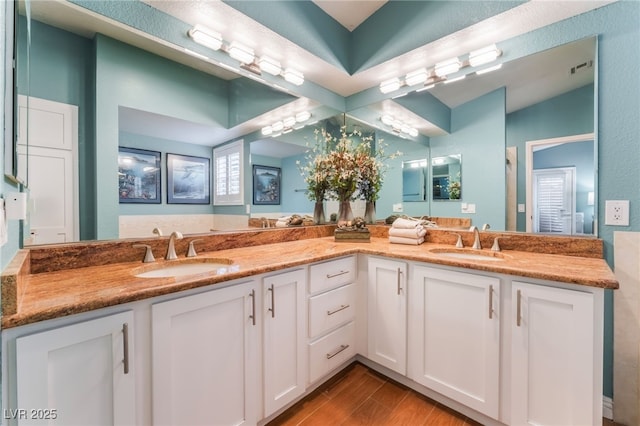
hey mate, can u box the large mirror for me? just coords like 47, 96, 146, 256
431, 155, 461, 201
12, 1, 597, 245
402, 159, 428, 202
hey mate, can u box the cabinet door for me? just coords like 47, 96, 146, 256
15, 311, 135, 426
511, 282, 595, 425
409, 266, 500, 419
152, 282, 259, 426
263, 268, 306, 417
367, 258, 407, 374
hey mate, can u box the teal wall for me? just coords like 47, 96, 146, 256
119, 131, 213, 215
430, 88, 506, 229
507, 84, 595, 232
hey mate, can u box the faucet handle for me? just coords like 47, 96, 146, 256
187, 239, 203, 257
452, 233, 464, 248
133, 244, 155, 263
491, 237, 503, 252
152, 227, 163, 237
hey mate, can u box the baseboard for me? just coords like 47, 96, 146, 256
603, 396, 613, 420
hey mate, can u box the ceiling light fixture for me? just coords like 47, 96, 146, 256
188, 25, 223, 51
283, 69, 304, 86
435, 58, 462, 77
258, 56, 282, 76
261, 112, 312, 138
379, 115, 418, 138
228, 41, 255, 64
261, 126, 273, 136
295, 111, 311, 122
404, 68, 428, 86
380, 78, 401, 94
469, 44, 502, 67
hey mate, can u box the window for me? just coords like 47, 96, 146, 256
533, 167, 575, 234
213, 140, 244, 205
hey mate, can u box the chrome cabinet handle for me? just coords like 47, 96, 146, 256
327, 304, 350, 316
326, 270, 349, 279
516, 289, 522, 327
326, 344, 349, 360
489, 285, 494, 319
122, 323, 130, 375
397, 268, 402, 295
268, 284, 275, 318
249, 289, 256, 326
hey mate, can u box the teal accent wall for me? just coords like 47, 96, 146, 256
281, 153, 310, 214
430, 88, 506, 229
119, 131, 213, 215
94, 34, 229, 238
507, 84, 595, 232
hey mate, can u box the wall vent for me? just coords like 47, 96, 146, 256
570, 60, 593, 75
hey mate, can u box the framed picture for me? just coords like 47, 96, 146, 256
253, 165, 281, 205
167, 153, 210, 204
118, 147, 161, 203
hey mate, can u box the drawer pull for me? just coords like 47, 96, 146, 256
397, 268, 402, 295
326, 344, 350, 360
122, 323, 130, 375
268, 284, 275, 318
516, 289, 522, 327
327, 304, 350, 316
249, 289, 256, 326
326, 270, 349, 279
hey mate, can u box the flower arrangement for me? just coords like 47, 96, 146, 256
298, 125, 400, 224
448, 180, 461, 199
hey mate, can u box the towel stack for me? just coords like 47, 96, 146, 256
389, 217, 427, 245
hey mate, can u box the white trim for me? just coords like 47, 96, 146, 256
213, 139, 244, 206
603, 396, 613, 420
525, 133, 595, 234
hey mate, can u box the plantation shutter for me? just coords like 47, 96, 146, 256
533, 167, 575, 234
213, 140, 244, 205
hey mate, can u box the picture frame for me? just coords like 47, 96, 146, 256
118, 147, 161, 204
167, 153, 211, 204
253, 165, 281, 205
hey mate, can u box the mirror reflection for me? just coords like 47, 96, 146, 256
12, 1, 597, 245
432, 155, 461, 201
402, 160, 428, 202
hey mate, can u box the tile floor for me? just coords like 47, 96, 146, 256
268, 362, 621, 426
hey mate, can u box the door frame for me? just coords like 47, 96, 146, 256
525, 133, 594, 234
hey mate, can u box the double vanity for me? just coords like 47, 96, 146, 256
0, 225, 617, 425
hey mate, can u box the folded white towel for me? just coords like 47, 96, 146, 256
389, 227, 426, 239
391, 217, 425, 229
389, 235, 425, 245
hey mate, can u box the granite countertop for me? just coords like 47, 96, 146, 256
1, 236, 618, 329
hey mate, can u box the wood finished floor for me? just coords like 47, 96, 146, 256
268, 362, 622, 426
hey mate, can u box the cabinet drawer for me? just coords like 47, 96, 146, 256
309, 321, 356, 384
309, 256, 356, 294
309, 283, 356, 338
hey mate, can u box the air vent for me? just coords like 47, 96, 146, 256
570, 60, 593, 75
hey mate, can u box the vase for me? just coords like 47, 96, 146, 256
364, 201, 376, 224
313, 201, 325, 224
337, 200, 354, 224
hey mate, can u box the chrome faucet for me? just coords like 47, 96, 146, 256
166, 231, 184, 260
469, 226, 482, 249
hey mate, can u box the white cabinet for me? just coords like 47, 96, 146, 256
409, 266, 500, 419
511, 281, 598, 425
263, 268, 306, 417
367, 257, 407, 374
307, 256, 358, 384
152, 281, 259, 426
14, 311, 135, 426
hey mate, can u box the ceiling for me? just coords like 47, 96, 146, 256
26, 0, 605, 151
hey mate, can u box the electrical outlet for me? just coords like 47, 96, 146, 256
393, 203, 403, 213
605, 200, 629, 226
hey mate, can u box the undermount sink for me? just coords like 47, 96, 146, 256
134, 258, 235, 278
429, 248, 505, 262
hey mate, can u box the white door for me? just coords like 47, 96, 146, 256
152, 282, 259, 426
15, 311, 135, 426
409, 266, 500, 419
17, 95, 78, 244
367, 258, 407, 374
263, 269, 306, 417
511, 282, 596, 425
532, 167, 576, 234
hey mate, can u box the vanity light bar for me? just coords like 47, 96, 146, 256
379, 44, 502, 94
261, 112, 312, 137
188, 26, 304, 86
379, 115, 418, 138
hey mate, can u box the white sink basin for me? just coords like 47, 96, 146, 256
134, 259, 234, 278
429, 249, 504, 262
